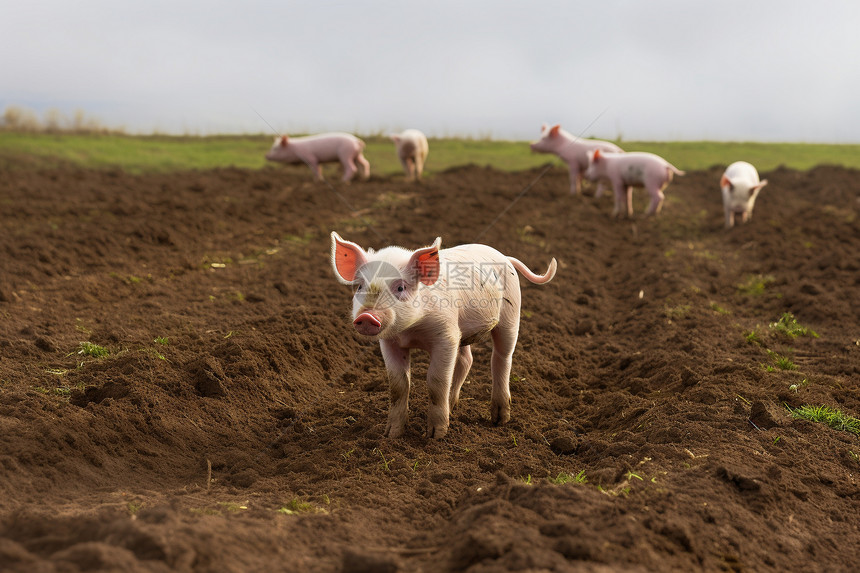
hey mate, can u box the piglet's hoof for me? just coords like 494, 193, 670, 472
384, 422, 405, 439
490, 403, 511, 426
426, 423, 449, 440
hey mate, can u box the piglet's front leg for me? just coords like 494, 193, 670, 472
425, 340, 458, 439
381, 340, 411, 439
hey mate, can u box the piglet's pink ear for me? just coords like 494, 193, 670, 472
408, 237, 442, 286
280, 135, 288, 147
593, 149, 602, 161
331, 232, 367, 284
720, 175, 731, 188
549, 125, 561, 137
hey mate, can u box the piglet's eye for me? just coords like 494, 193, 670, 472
397, 285, 404, 292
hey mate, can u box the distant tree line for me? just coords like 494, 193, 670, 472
1, 105, 123, 134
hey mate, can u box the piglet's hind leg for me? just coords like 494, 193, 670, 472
426, 342, 457, 439
489, 327, 517, 426
450, 345, 473, 410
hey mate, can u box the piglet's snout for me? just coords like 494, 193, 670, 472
353, 312, 382, 336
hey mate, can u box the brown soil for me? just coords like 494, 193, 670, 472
1, 160, 859, 572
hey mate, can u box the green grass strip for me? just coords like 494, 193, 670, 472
791, 404, 860, 435
3, 132, 860, 175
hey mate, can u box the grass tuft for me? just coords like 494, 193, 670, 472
769, 313, 819, 339
744, 330, 763, 346
77, 341, 109, 358
664, 304, 691, 319
710, 302, 730, 315
790, 404, 860, 435
763, 350, 796, 371
738, 274, 775, 296
549, 470, 588, 485
278, 498, 325, 515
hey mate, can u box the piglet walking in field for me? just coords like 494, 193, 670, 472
585, 149, 685, 217
265, 132, 370, 182
331, 232, 557, 439
720, 161, 768, 229
530, 124, 623, 195
391, 129, 429, 181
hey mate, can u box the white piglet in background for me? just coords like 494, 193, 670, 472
331, 232, 557, 439
720, 161, 768, 229
265, 132, 370, 182
585, 149, 685, 217
529, 124, 623, 195
391, 129, 429, 181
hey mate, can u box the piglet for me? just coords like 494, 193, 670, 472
265, 132, 370, 182
391, 129, 429, 181
331, 232, 557, 439
584, 149, 685, 217
720, 161, 768, 228
530, 124, 623, 195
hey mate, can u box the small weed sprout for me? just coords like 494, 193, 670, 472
763, 350, 796, 371
738, 274, 775, 296
769, 313, 819, 339
789, 378, 809, 393
710, 302, 730, 315
154, 336, 169, 345
548, 470, 588, 485
520, 474, 533, 485
77, 341, 109, 358
373, 448, 394, 472
278, 498, 323, 515
75, 319, 92, 335
33, 386, 72, 398
790, 404, 860, 436
664, 304, 691, 319
744, 330, 762, 346
218, 502, 246, 513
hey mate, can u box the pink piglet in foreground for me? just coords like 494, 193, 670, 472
331, 232, 557, 439
530, 124, 623, 195
265, 132, 370, 182
720, 161, 768, 229
584, 149, 685, 217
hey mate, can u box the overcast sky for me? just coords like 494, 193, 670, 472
3, 1, 859, 142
